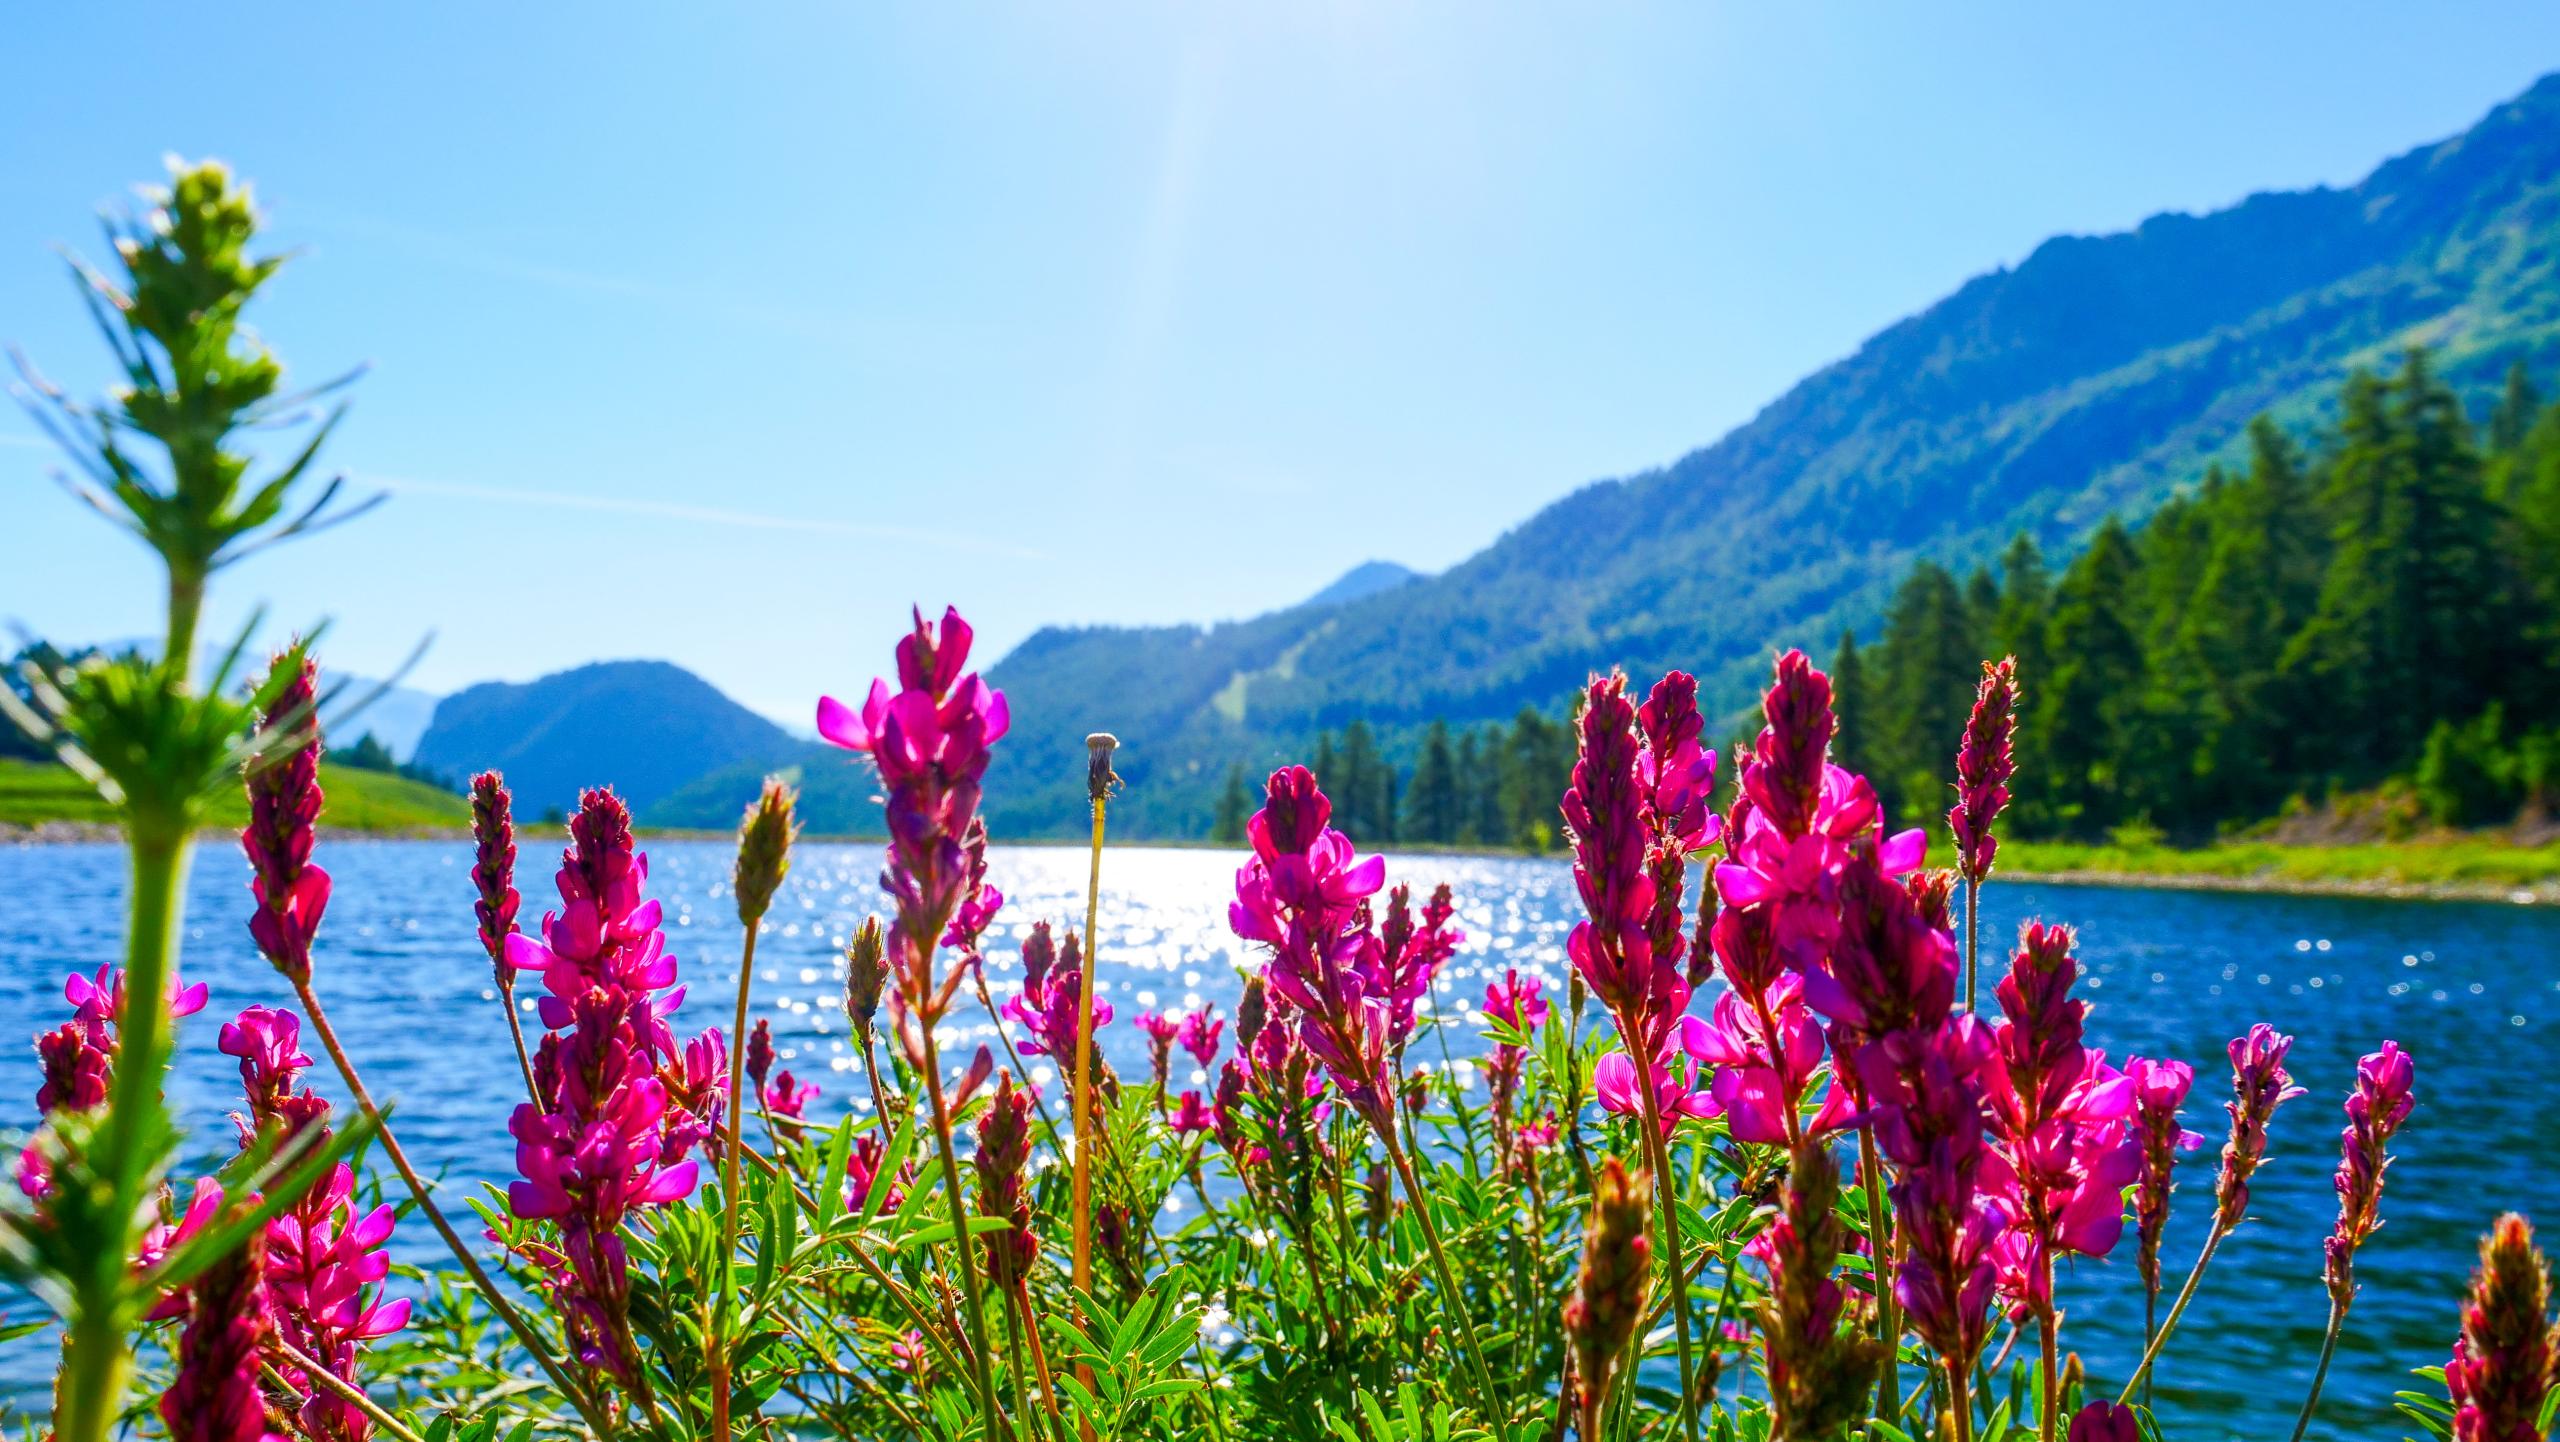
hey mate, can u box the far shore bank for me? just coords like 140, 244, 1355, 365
10, 814, 2555, 905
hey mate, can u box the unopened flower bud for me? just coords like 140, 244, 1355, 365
733, 776, 798, 928
1563, 1156, 1653, 1440
844, 916, 888, 1029
1236, 974, 1269, 1053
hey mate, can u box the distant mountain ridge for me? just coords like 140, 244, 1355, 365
413, 660, 804, 814
973, 70, 2560, 840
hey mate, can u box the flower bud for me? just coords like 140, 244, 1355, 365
733, 775, 798, 928
469, 771, 521, 985
1236, 974, 1269, 1053
842, 917, 887, 1030
1563, 1156, 1653, 1439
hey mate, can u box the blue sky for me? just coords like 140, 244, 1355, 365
7, 5, 2559, 723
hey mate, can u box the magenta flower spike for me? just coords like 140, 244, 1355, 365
746, 1018, 775, 1093
972, 1070, 1038, 1292
501, 786, 701, 1392
34, 1022, 111, 1116
216, 1004, 315, 1127
1375, 882, 1464, 1059
1226, 765, 1403, 1130
2214, 1022, 2307, 1231
264, 1162, 411, 1442
2065, 1401, 2139, 1442
816, 605, 1010, 1023
160, 1230, 284, 1442
470, 771, 522, 984
2323, 1040, 2416, 1308
2124, 1056, 2203, 1301
242, 650, 331, 982
1981, 923, 2140, 1318
1176, 1007, 1225, 1070
1139, 1011, 1182, 1091
2445, 1213, 2553, 1442
1562, 674, 1688, 1047
1949, 657, 2020, 885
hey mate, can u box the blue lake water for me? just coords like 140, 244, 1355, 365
3, 838, 2554, 1439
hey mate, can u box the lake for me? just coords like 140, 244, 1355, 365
3, 838, 2554, 1439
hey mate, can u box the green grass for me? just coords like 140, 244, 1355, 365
2001, 835, 2560, 892
0, 757, 467, 834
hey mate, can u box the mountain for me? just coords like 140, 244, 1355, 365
412, 660, 804, 815
1302, 561, 1423, 609
977, 72, 2560, 840
323, 678, 441, 761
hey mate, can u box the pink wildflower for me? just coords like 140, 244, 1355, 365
2214, 1022, 2307, 1231
2125, 1056, 2203, 1301
1177, 1007, 1225, 1070
1171, 1090, 1215, 1134
265, 1163, 411, 1442
1949, 657, 2020, 885
763, 1070, 818, 1120
161, 1229, 283, 1442
817, 605, 1010, 1025
471, 771, 522, 984
2323, 1040, 2416, 1309
504, 788, 701, 1392
2445, 1213, 2552, 1442
1980, 922, 2139, 1318
972, 1071, 1038, 1292
1228, 766, 1401, 1129
242, 650, 330, 981
2065, 1401, 2138, 1442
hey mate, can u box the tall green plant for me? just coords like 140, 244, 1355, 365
2, 159, 375, 1442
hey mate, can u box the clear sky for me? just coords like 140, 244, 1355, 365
6, 5, 2558, 723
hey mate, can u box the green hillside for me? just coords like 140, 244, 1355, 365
0, 758, 468, 834
979, 73, 2560, 841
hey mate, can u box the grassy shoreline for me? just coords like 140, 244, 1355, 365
9, 759, 2554, 902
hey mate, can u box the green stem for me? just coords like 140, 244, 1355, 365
2037, 1303, 2060, 1442
1857, 1123, 1905, 1423
54, 822, 189, 1442
919, 1017, 1008, 1441
1626, 1051, 1706, 1442
165, 565, 205, 686
2115, 1223, 2226, 1405
713, 926, 762, 1442
291, 980, 613, 1435
2287, 1296, 2349, 1442
1389, 1141, 1503, 1427
1963, 877, 1981, 1013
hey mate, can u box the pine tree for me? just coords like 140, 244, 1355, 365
2490, 358, 2542, 455
2030, 518, 2146, 836
1213, 763, 1251, 844
1468, 723, 1509, 847
1338, 720, 1384, 840
1407, 720, 1461, 844
1872, 560, 1978, 825
2285, 353, 2504, 781
1992, 533, 2052, 686
1830, 629, 1871, 782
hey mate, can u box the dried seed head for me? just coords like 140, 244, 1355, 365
1086, 732, 1122, 803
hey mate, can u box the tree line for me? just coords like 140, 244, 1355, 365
1221, 348, 2560, 850
1212, 710, 1580, 849
1837, 348, 2560, 839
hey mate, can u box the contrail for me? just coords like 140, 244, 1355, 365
368, 472, 1050, 561
10, 440, 1043, 561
